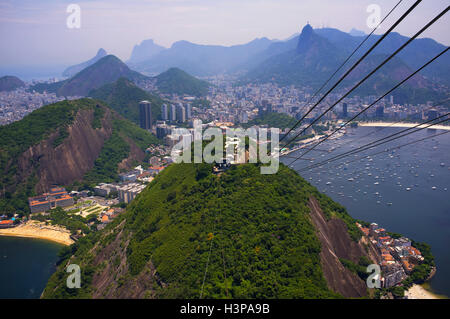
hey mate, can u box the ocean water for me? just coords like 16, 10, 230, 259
0, 236, 63, 299
283, 126, 450, 297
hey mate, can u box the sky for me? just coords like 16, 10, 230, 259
0, 0, 449, 68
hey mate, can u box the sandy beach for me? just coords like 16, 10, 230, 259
0, 221, 74, 246
405, 284, 444, 299
358, 122, 450, 131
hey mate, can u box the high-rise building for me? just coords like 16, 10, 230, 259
258, 105, 264, 117
342, 103, 348, 118
139, 101, 152, 130
161, 104, 168, 120
427, 109, 439, 121
185, 103, 192, 119
375, 106, 384, 118
169, 104, 177, 122
156, 124, 170, 139
177, 103, 186, 123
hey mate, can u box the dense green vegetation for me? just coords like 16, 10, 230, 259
32, 207, 91, 235
0, 98, 160, 214
0, 99, 99, 214
82, 116, 160, 186
156, 68, 210, 97
43, 162, 371, 299
31, 55, 149, 97
244, 112, 296, 130
89, 77, 164, 125
312, 124, 328, 135
339, 256, 371, 282
192, 98, 211, 109
30, 80, 67, 95
83, 132, 130, 185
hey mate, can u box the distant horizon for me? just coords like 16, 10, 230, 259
1, 0, 449, 68
0, 24, 447, 79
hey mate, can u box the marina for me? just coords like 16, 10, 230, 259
283, 126, 450, 297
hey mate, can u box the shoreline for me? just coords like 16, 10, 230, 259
0, 221, 74, 246
405, 283, 447, 299
358, 122, 450, 131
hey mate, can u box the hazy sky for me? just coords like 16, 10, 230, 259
1, 0, 449, 67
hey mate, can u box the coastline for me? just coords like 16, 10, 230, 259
405, 284, 447, 299
358, 122, 450, 131
0, 221, 74, 246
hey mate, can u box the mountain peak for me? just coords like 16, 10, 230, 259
96, 48, 107, 56
297, 24, 316, 53
128, 39, 166, 64
62, 48, 108, 78
301, 23, 313, 36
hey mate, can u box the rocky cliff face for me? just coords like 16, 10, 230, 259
17, 108, 113, 193
11, 104, 147, 195
308, 197, 380, 298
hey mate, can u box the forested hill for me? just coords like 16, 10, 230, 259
155, 67, 210, 97
89, 77, 164, 125
0, 75, 25, 92
31, 55, 149, 97
43, 162, 375, 299
0, 98, 159, 215
244, 112, 296, 129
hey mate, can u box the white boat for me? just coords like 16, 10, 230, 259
406, 188, 411, 191
432, 186, 437, 190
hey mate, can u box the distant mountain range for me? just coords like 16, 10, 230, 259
125, 26, 448, 97
130, 38, 274, 76
32, 55, 149, 97
242, 24, 448, 103
0, 75, 25, 92
32, 54, 210, 98
62, 48, 108, 78
244, 25, 347, 88
127, 39, 166, 65
23, 24, 450, 102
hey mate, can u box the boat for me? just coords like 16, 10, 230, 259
432, 186, 437, 190
348, 178, 354, 182
406, 188, 411, 191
